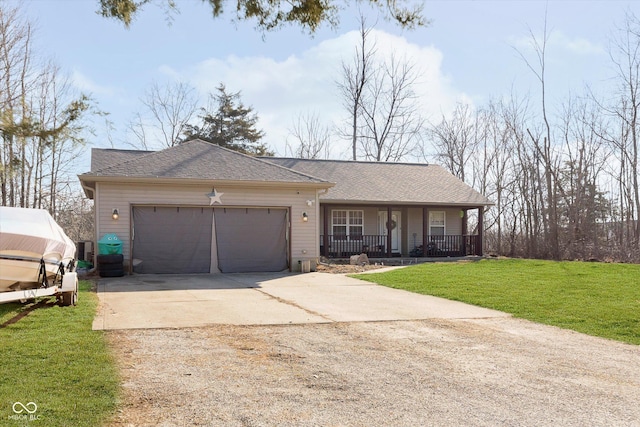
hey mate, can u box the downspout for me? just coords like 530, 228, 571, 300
423, 207, 429, 257
478, 206, 484, 256
80, 180, 98, 265
80, 181, 95, 200
461, 209, 468, 255
387, 206, 392, 257
318, 188, 329, 259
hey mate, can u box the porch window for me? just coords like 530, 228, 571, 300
332, 210, 363, 240
429, 211, 446, 239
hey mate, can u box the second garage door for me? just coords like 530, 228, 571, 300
213, 207, 288, 273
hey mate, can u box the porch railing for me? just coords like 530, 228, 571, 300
420, 235, 481, 257
320, 235, 387, 258
320, 235, 481, 258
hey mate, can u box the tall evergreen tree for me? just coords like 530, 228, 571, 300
183, 84, 271, 156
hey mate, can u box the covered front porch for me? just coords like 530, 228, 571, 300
319, 205, 485, 259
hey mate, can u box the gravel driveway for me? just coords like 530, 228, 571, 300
106, 316, 640, 426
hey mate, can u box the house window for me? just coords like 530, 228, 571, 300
332, 210, 363, 240
429, 211, 446, 238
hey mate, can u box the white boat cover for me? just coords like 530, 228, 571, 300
0, 206, 76, 263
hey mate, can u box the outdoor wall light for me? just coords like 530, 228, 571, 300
459, 210, 465, 218
112, 208, 119, 220
302, 212, 308, 222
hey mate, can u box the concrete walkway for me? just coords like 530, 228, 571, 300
93, 271, 509, 330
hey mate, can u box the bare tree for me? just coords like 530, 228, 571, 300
128, 80, 197, 149
479, 94, 539, 258
515, 15, 562, 259
0, 5, 33, 207
604, 12, 640, 256
429, 103, 480, 183
358, 54, 425, 161
127, 111, 149, 149
337, 14, 375, 160
475, 99, 520, 255
0, 4, 90, 217
557, 96, 610, 259
285, 111, 332, 159
414, 13, 640, 263
337, 17, 424, 162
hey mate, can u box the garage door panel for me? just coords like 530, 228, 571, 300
214, 208, 288, 273
133, 206, 213, 274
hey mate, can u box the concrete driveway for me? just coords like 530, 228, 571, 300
93, 270, 508, 330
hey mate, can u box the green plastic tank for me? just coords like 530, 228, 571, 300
97, 233, 123, 255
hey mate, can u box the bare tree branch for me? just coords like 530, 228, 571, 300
285, 111, 332, 159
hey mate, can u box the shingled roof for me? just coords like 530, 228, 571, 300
80, 140, 491, 206
81, 139, 331, 185
90, 148, 152, 171
262, 158, 492, 207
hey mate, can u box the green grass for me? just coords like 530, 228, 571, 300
352, 258, 640, 345
0, 281, 119, 426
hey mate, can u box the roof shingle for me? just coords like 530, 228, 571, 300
81, 140, 491, 206
263, 158, 492, 206
91, 148, 151, 171
83, 140, 330, 185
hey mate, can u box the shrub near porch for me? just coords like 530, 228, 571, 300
353, 258, 640, 345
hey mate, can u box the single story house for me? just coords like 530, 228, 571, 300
78, 139, 492, 274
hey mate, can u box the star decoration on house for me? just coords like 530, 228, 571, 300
207, 188, 224, 205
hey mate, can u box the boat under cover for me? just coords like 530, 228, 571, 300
0, 207, 76, 292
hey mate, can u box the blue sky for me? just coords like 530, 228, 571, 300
16, 0, 640, 167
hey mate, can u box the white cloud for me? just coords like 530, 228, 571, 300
71, 70, 115, 96
509, 30, 604, 56
162, 30, 467, 158
549, 31, 604, 55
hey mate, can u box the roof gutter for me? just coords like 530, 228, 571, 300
78, 176, 95, 200
319, 199, 494, 207
78, 174, 335, 189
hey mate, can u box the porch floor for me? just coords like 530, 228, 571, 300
319, 255, 484, 267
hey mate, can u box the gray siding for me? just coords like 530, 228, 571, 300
407, 208, 423, 249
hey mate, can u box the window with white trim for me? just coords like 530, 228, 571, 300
332, 210, 363, 240
429, 211, 446, 238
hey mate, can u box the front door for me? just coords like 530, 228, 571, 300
378, 211, 401, 253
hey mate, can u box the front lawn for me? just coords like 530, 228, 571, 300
0, 281, 119, 426
352, 258, 640, 345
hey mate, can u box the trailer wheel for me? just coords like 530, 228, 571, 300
61, 276, 78, 306
61, 289, 77, 306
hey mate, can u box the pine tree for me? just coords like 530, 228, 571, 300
183, 84, 272, 156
